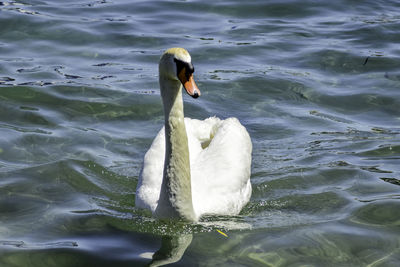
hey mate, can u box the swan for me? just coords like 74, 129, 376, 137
135, 48, 252, 221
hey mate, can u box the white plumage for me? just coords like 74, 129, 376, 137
136, 117, 252, 219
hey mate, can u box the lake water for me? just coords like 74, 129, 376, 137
1, 0, 400, 266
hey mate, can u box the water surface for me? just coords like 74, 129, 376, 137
1, 0, 400, 266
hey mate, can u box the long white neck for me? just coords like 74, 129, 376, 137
155, 76, 196, 221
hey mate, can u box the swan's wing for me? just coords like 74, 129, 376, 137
135, 128, 165, 213
184, 117, 221, 164
187, 117, 252, 217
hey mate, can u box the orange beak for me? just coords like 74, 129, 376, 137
178, 68, 201, 98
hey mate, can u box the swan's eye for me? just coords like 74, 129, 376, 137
174, 58, 194, 80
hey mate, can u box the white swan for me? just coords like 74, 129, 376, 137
135, 48, 252, 221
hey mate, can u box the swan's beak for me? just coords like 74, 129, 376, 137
178, 68, 201, 99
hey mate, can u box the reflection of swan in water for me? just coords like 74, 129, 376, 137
141, 219, 251, 266
143, 234, 193, 267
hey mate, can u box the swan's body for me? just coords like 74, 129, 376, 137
135, 48, 252, 221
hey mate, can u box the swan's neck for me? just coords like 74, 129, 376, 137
156, 76, 196, 221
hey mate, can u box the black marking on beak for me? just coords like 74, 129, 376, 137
192, 90, 199, 99
174, 58, 194, 79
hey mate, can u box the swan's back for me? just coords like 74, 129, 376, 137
135, 117, 252, 219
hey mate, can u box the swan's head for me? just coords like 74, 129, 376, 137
159, 48, 201, 98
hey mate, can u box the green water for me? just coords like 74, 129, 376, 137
1, 0, 400, 266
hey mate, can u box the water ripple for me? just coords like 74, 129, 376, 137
1, 0, 400, 265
